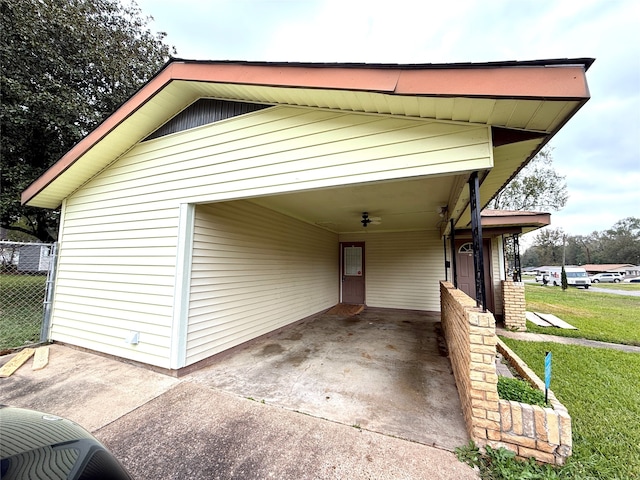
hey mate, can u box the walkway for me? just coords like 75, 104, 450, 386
496, 327, 640, 354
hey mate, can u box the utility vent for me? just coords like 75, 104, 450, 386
144, 98, 271, 141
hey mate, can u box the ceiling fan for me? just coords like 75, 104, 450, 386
361, 212, 382, 227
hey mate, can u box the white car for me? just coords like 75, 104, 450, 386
623, 276, 640, 283
589, 273, 623, 283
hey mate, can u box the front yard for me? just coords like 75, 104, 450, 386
501, 339, 640, 479
489, 285, 640, 479
524, 283, 640, 345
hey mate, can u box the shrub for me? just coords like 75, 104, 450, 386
497, 376, 547, 407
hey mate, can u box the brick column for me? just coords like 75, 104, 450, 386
502, 280, 526, 331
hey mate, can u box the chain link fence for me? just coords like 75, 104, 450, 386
1, 241, 57, 351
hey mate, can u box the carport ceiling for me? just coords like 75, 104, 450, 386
249, 175, 454, 233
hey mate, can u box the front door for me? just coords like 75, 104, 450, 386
341, 242, 365, 304
455, 239, 494, 312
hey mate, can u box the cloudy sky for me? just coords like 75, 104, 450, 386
136, 0, 639, 240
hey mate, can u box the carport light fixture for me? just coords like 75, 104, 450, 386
361, 212, 371, 227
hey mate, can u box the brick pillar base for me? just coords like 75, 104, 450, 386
502, 280, 526, 331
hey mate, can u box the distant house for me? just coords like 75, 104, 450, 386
0, 241, 52, 273
582, 264, 639, 277
22, 58, 591, 372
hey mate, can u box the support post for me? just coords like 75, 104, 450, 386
512, 234, 521, 282
469, 172, 486, 310
450, 219, 458, 288
41, 242, 58, 342
443, 235, 448, 282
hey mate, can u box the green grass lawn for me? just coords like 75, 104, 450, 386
525, 283, 640, 346
500, 338, 640, 480
0, 274, 46, 350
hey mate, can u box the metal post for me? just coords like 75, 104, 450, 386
450, 219, 458, 288
469, 172, 486, 310
513, 234, 522, 282
41, 242, 58, 342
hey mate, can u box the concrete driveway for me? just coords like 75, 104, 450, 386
0, 309, 478, 479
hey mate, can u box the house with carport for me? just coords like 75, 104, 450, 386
23, 58, 592, 462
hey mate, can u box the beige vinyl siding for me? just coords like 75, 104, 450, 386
49, 195, 180, 368
48, 105, 489, 367
187, 201, 338, 365
339, 230, 444, 311
66, 106, 492, 210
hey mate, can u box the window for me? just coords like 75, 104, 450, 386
458, 242, 473, 254
344, 246, 362, 276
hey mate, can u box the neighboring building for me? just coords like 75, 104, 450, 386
582, 264, 639, 277
22, 58, 591, 373
0, 241, 53, 273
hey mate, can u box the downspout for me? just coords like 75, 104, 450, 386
443, 235, 448, 282
469, 172, 487, 311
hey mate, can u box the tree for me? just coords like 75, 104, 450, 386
561, 265, 568, 290
1, 0, 175, 241
523, 217, 640, 266
523, 227, 566, 266
489, 148, 568, 212
600, 217, 640, 265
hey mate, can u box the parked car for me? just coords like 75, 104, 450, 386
0, 405, 132, 480
589, 273, 623, 283
623, 276, 640, 283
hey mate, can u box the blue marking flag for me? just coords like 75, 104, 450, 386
545, 351, 552, 390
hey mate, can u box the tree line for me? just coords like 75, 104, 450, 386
1, 0, 174, 241
522, 217, 640, 267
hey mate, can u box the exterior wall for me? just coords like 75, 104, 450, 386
339, 230, 444, 311
105, 106, 491, 207
502, 281, 526, 330
49, 200, 179, 368
47, 105, 490, 368
440, 281, 572, 465
187, 201, 338, 365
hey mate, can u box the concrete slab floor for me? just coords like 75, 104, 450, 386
96, 381, 479, 480
0, 344, 179, 432
187, 308, 469, 451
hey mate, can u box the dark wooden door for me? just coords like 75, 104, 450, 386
341, 242, 365, 304
455, 239, 494, 312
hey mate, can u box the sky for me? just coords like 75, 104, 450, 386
136, 0, 639, 242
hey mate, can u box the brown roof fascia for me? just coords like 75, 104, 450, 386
22, 58, 593, 206
168, 61, 592, 98
455, 226, 524, 238
481, 211, 551, 226
21, 63, 179, 206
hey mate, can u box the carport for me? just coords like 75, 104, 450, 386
19, 59, 591, 462
187, 307, 469, 450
